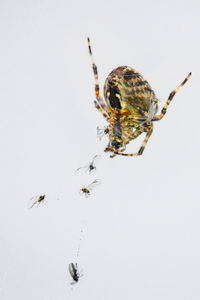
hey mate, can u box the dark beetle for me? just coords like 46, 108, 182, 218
68, 263, 81, 284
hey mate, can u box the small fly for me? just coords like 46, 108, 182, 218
75, 155, 101, 175
68, 263, 82, 284
97, 126, 109, 140
29, 194, 46, 209
80, 179, 101, 197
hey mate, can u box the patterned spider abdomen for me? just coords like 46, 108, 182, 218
103, 66, 158, 151
104, 66, 158, 122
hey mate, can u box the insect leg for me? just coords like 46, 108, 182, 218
30, 200, 38, 209
153, 72, 191, 121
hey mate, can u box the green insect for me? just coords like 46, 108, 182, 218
87, 38, 191, 157
29, 194, 46, 209
80, 179, 101, 197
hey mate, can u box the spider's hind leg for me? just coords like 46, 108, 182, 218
153, 72, 191, 121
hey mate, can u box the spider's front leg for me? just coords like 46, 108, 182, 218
94, 100, 110, 121
88, 37, 108, 113
153, 72, 191, 121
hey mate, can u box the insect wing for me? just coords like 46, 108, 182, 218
68, 263, 76, 279
91, 155, 101, 166
97, 126, 105, 140
28, 196, 39, 209
74, 165, 89, 175
86, 179, 101, 191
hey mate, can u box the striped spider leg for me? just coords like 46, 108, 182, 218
105, 72, 191, 157
153, 72, 192, 121
87, 37, 109, 120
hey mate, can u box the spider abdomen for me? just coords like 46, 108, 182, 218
104, 66, 158, 119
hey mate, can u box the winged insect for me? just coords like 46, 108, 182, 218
29, 194, 46, 209
68, 263, 82, 284
80, 179, 101, 197
75, 155, 101, 175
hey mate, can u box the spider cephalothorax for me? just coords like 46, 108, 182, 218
88, 38, 191, 157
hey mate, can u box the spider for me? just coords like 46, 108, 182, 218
87, 37, 191, 157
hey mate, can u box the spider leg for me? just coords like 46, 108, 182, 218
94, 100, 109, 120
153, 72, 191, 121
109, 146, 126, 158
105, 126, 153, 157
87, 38, 108, 116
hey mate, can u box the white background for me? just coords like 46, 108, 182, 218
0, 0, 199, 299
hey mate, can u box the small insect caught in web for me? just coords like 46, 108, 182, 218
68, 263, 82, 285
96, 126, 109, 141
29, 194, 46, 209
80, 179, 101, 197
75, 155, 101, 175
